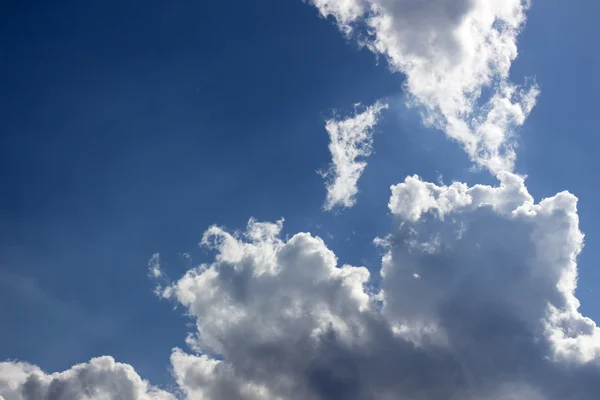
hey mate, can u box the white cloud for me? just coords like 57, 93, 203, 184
4, 176, 599, 399
322, 102, 388, 210
0, 362, 42, 400
383, 172, 600, 365
0, 357, 174, 400
388, 170, 532, 222
160, 218, 373, 399
309, 0, 539, 173
154, 176, 600, 399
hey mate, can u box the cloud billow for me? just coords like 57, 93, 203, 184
150, 174, 599, 399
2, 178, 599, 399
0, 357, 174, 400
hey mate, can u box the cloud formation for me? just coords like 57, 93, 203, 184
322, 102, 388, 210
383, 173, 600, 365
310, 0, 539, 173
3, 178, 599, 399
0, 357, 174, 400
150, 173, 599, 399
2, 2, 597, 400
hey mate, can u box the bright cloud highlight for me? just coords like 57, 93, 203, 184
310, 0, 539, 173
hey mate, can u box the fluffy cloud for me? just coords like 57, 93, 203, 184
4, 176, 599, 399
153, 174, 600, 399
382, 173, 600, 366
0, 357, 174, 400
159, 218, 374, 399
321, 102, 388, 210
309, 0, 539, 173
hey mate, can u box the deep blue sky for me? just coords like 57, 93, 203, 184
1, 0, 598, 387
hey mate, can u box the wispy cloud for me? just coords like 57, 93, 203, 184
321, 101, 388, 210
310, 0, 539, 173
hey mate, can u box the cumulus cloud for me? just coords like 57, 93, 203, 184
0, 357, 174, 400
1, 4, 594, 400
153, 175, 600, 399
4, 176, 599, 399
382, 173, 600, 366
309, 0, 539, 173
321, 102, 388, 210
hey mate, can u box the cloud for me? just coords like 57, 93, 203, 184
155, 175, 600, 399
382, 173, 600, 365
321, 102, 388, 211
309, 0, 539, 173
0, 357, 174, 400
3, 177, 599, 400
1, 4, 594, 399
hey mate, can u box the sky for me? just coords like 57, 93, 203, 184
1, 0, 600, 399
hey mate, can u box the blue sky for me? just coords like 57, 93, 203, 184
1, 0, 600, 398
0, 0, 401, 383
